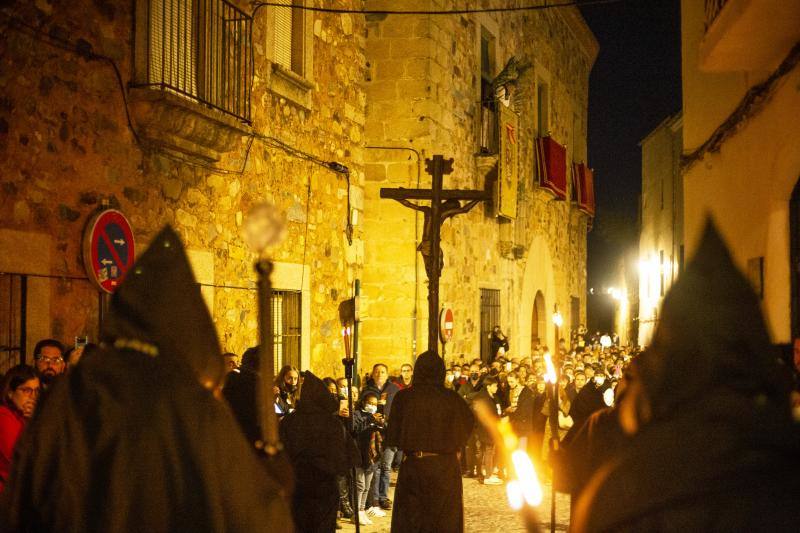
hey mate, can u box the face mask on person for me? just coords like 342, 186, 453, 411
594, 376, 605, 386
339, 386, 348, 397
446, 374, 454, 383
453, 370, 461, 379
470, 372, 480, 381
363, 404, 377, 414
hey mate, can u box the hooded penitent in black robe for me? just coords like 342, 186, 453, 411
0, 226, 293, 532
280, 371, 359, 533
568, 381, 607, 430
386, 351, 474, 533
572, 221, 800, 532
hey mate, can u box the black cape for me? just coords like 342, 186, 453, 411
0, 226, 293, 532
280, 371, 359, 532
573, 222, 800, 532
386, 351, 474, 533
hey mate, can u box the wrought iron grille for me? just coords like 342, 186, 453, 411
272, 289, 301, 372
480, 288, 501, 363
139, 0, 253, 122
0, 273, 27, 373
479, 95, 499, 155
705, 0, 729, 30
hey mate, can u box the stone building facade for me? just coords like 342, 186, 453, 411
360, 1, 597, 370
0, 0, 596, 377
0, 0, 367, 377
681, 0, 800, 344
638, 113, 683, 347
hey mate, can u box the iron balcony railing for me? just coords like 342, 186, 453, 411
479, 97, 499, 155
705, 0, 729, 30
137, 0, 253, 123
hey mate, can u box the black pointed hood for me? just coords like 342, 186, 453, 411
102, 225, 225, 390
412, 350, 445, 386
297, 370, 338, 414
638, 219, 789, 420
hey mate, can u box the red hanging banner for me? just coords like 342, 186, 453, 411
535, 136, 567, 200
573, 162, 596, 216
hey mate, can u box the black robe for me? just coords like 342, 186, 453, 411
386, 351, 474, 533
568, 381, 607, 430
280, 371, 359, 533
0, 226, 292, 532
572, 222, 800, 532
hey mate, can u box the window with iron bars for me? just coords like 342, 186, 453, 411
480, 288, 501, 363
272, 289, 302, 373
136, 0, 253, 122
479, 27, 499, 155
0, 273, 26, 374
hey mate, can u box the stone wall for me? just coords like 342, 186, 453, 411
0, 0, 367, 377
361, 0, 596, 371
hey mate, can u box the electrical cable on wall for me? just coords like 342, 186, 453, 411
251, 0, 624, 16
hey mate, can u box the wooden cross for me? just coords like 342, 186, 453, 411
380, 155, 492, 353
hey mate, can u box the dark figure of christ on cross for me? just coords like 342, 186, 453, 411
380, 155, 491, 352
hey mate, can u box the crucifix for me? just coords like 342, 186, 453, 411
380, 155, 492, 352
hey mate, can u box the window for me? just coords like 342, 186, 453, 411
272, 289, 302, 372
137, 0, 252, 122
480, 288, 501, 363
537, 81, 549, 136
479, 27, 498, 154
273, 0, 305, 76
0, 273, 26, 373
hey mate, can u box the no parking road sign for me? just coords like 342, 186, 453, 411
83, 209, 136, 293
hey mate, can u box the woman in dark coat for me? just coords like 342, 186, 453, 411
386, 350, 474, 532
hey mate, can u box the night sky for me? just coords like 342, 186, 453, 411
578, 0, 682, 298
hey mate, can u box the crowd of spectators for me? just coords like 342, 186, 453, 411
215, 326, 641, 527
5, 321, 798, 530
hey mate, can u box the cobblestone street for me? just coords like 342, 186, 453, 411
340, 475, 571, 532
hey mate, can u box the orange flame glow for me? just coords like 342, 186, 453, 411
543, 352, 557, 384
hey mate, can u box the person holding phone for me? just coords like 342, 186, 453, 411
363, 363, 399, 511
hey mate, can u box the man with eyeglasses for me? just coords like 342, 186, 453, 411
32, 339, 66, 390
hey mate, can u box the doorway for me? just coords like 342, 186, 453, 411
531, 291, 546, 352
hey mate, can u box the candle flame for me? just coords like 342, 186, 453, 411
543, 352, 557, 384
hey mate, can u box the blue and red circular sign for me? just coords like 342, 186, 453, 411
83, 209, 136, 293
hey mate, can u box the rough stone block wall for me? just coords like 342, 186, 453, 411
361, 1, 594, 371
0, 0, 367, 378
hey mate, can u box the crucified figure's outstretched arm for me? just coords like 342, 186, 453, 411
395, 199, 430, 214
441, 199, 482, 221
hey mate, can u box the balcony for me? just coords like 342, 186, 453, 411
478, 98, 499, 155
700, 0, 800, 72
131, 0, 253, 161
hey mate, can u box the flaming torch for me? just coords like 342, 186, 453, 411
543, 350, 559, 533
473, 400, 544, 532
